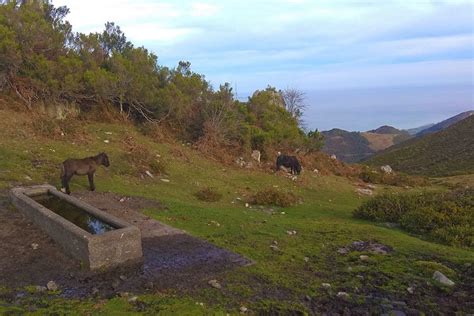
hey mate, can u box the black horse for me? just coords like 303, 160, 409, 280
60, 152, 110, 194
276, 155, 301, 175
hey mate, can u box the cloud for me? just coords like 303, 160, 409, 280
190, 3, 219, 17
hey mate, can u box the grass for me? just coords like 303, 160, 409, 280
0, 109, 473, 314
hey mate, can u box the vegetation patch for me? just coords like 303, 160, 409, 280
194, 187, 222, 202
353, 188, 474, 247
249, 187, 299, 207
121, 136, 167, 176
359, 167, 428, 187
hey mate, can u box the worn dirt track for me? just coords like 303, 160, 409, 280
0, 190, 252, 299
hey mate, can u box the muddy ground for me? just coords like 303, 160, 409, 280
0, 190, 252, 299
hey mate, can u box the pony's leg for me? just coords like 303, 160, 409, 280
62, 174, 73, 194
88, 173, 95, 191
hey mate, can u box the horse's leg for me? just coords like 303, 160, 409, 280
62, 174, 73, 195
88, 173, 95, 191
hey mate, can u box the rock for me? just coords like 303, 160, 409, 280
380, 165, 393, 174
313, 169, 319, 173
208, 279, 222, 289
433, 271, 455, 286
321, 283, 331, 289
337, 291, 349, 299
35, 286, 47, 292
245, 203, 249, 208
337, 247, 349, 255
286, 230, 297, 235
240, 306, 248, 313
407, 287, 414, 294
360, 255, 369, 261
356, 188, 373, 196
119, 275, 127, 281
235, 157, 246, 167
103, 139, 110, 143
388, 311, 406, 316
160, 178, 170, 183
145, 170, 154, 178
330, 154, 337, 160
119, 197, 126, 203
92, 287, 99, 296
269, 245, 280, 252
304, 257, 309, 262
31, 243, 39, 250
280, 211, 286, 215
46, 281, 58, 291
251, 150, 261, 163
105, 131, 113, 135
128, 296, 138, 303
24, 175, 32, 181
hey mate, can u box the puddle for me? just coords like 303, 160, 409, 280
32, 194, 116, 235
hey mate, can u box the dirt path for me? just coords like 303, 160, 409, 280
0, 190, 252, 299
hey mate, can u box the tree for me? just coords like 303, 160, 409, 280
282, 87, 306, 124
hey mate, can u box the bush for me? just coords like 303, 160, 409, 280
121, 135, 167, 176
194, 187, 222, 202
353, 189, 474, 247
250, 188, 299, 207
359, 167, 428, 187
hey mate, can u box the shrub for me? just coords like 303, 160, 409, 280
250, 188, 299, 207
353, 188, 474, 247
121, 136, 167, 176
194, 187, 222, 202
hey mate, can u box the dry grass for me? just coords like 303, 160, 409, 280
249, 187, 300, 207
194, 187, 222, 202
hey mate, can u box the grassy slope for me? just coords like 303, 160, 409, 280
0, 109, 473, 314
366, 115, 474, 176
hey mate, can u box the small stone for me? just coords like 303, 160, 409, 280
103, 140, 110, 143
360, 255, 369, 261
304, 257, 309, 262
119, 197, 126, 203
128, 296, 138, 303
35, 286, 47, 292
208, 279, 222, 289
145, 170, 154, 178
92, 287, 99, 296
240, 306, 248, 313
245, 203, 249, 208
337, 248, 349, 255
388, 311, 406, 316
119, 275, 127, 281
272, 240, 278, 245
105, 132, 113, 135
160, 178, 170, 183
433, 271, 455, 286
24, 175, 32, 181
337, 291, 349, 299
305, 295, 311, 301
46, 281, 58, 291
270, 245, 280, 251
31, 243, 39, 250
322, 283, 331, 289
407, 287, 414, 294
280, 211, 285, 215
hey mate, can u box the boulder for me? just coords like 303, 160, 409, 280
330, 154, 337, 160
380, 165, 393, 174
433, 271, 455, 286
251, 150, 261, 163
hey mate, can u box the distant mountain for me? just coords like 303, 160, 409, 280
366, 115, 474, 176
369, 125, 403, 134
321, 126, 410, 163
416, 110, 473, 137
405, 123, 435, 135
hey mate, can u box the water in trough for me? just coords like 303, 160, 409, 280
32, 194, 116, 235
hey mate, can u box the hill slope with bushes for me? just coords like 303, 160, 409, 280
366, 115, 474, 176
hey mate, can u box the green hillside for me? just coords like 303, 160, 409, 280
0, 108, 473, 314
366, 115, 474, 176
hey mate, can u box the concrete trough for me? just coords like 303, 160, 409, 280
10, 185, 143, 271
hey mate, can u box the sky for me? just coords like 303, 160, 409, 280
54, 0, 473, 131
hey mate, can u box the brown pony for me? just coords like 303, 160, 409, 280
60, 152, 110, 194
